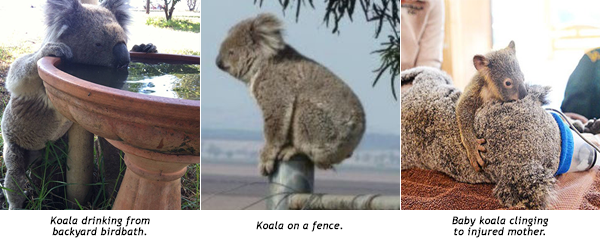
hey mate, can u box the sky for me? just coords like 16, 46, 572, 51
201, 0, 400, 135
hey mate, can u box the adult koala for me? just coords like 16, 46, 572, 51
216, 13, 366, 176
1, 0, 131, 209
401, 67, 560, 209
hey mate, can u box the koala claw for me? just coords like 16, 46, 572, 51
467, 153, 481, 171
466, 138, 487, 171
259, 159, 276, 176
131, 43, 158, 53
277, 146, 298, 161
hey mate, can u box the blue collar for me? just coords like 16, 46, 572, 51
550, 112, 574, 175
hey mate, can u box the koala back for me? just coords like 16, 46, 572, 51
400, 68, 490, 183
268, 46, 366, 155
475, 85, 560, 180
253, 44, 365, 168
475, 85, 560, 209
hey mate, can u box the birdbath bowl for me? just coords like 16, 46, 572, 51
37, 52, 200, 209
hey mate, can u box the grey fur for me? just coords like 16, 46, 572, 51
401, 67, 560, 209
1, 0, 130, 209
216, 13, 366, 176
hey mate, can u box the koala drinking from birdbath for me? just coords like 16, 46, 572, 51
216, 13, 366, 176
1, 0, 131, 209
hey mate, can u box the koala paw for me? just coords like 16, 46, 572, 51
277, 146, 299, 161
466, 138, 487, 171
572, 120, 586, 133
259, 159, 276, 176
131, 43, 158, 53
40, 42, 73, 61
584, 118, 600, 134
259, 145, 280, 176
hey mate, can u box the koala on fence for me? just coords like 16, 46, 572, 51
1, 0, 131, 209
401, 67, 560, 209
216, 13, 366, 176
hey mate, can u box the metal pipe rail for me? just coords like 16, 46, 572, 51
288, 194, 400, 210
266, 155, 399, 210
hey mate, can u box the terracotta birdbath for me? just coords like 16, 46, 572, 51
37, 52, 200, 209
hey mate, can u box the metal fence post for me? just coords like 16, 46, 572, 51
267, 155, 314, 210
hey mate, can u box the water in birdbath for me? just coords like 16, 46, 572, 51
57, 62, 200, 100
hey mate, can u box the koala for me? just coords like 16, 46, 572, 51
401, 67, 560, 209
1, 0, 131, 209
216, 13, 366, 176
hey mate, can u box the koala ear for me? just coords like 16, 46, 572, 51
44, 0, 82, 40
507, 40, 516, 52
473, 55, 489, 71
250, 13, 285, 57
101, 0, 132, 33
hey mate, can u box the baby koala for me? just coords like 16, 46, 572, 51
456, 41, 527, 171
216, 13, 366, 176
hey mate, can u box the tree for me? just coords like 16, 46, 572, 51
146, 0, 150, 14
254, 0, 400, 99
187, 0, 197, 11
163, 0, 181, 21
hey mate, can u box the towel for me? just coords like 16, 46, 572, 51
401, 166, 600, 210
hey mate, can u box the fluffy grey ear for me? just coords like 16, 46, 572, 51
101, 0, 132, 33
508, 40, 516, 52
250, 13, 285, 57
473, 55, 489, 71
539, 85, 551, 105
526, 84, 550, 105
44, 0, 82, 41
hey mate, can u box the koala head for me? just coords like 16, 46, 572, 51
45, 0, 131, 68
216, 13, 285, 81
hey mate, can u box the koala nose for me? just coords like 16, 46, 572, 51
113, 42, 130, 69
216, 56, 225, 70
518, 84, 527, 99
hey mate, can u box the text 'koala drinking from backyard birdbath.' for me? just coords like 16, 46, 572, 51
216, 13, 366, 176
1, 0, 131, 209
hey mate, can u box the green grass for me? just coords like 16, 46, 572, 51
0, 45, 34, 63
145, 17, 200, 33
181, 163, 200, 210
0, 135, 200, 210
162, 49, 200, 56
0, 137, 123, 210
23, 139, 70, 210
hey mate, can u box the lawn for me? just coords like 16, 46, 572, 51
146, 16, 200, 33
